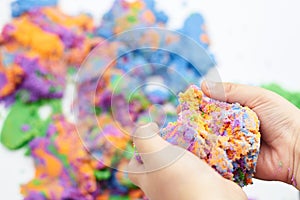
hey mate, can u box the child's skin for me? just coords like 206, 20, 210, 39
128, 81, 300, 200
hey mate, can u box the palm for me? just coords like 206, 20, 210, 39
249, 91, 298, 183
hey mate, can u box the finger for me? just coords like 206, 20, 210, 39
127, 156, 145, 173
133, 122, 169, 155
127, 158, 145, 187
201, 81, 268, 108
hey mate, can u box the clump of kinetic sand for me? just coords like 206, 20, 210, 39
159, 85, 261, 187
0, 6, 96, 105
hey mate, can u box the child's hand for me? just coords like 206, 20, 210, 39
127, 123, 247, 200
201, 81, 300, 189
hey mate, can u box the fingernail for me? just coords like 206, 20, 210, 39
133, 122, 159, 139
140, 122, 158, 130
204, 80, 217, 94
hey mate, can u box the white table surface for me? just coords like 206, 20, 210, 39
0, 0, 300, 199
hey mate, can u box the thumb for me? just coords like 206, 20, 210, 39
201, 81, 267, 108
133, 123, 186, 171
133, 122, 169, 156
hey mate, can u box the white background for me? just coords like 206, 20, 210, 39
0, 0, 300, 199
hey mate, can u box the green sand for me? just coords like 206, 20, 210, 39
0, 99, 62, 150
262, 84, 300, 109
